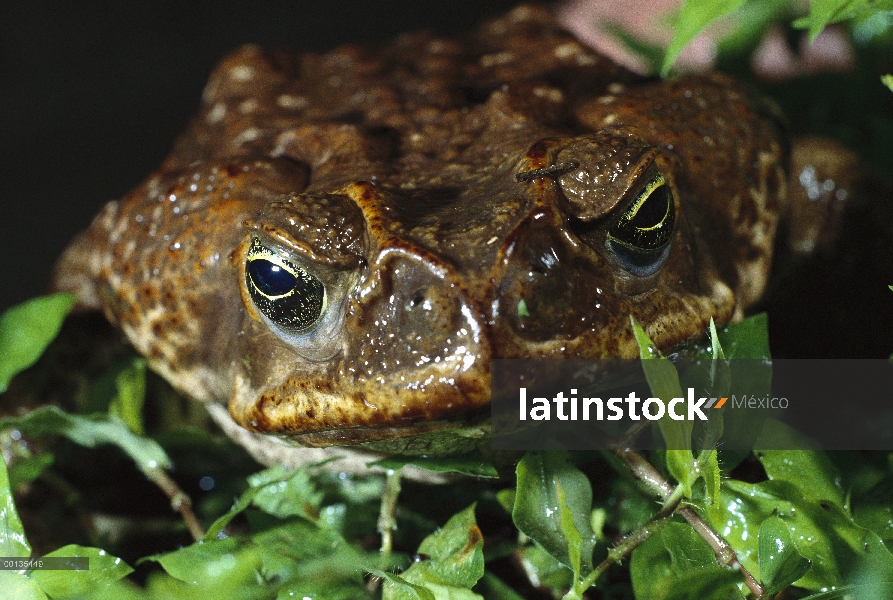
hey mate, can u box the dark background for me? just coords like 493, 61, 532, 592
2, 2, 891, 358
0, 0, 522, 313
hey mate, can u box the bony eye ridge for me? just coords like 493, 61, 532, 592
606, 171, 675, 274
246, 238, 326, 333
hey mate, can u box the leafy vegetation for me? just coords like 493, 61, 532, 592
0, 291, 890, 600
1, 1, 892, 598
660, 0, 893, 76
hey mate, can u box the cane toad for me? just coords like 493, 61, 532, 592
53, 5, 793, 468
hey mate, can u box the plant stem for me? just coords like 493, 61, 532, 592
579, 484, 684, 591
378, 468, 402, 556
367, 469, 403, 594
612, 448, 765, 598
146, 466, 204, 541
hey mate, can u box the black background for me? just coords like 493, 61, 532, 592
0, 0, 521, 312
2, 1, 891, 359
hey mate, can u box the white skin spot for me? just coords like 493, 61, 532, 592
426, 39, 451, 54
238, 98, 258, 114
207, 103, 226, 124
231, 127, 261, 146
229, 65, 254, 81
480, 52, 514, 67
554, 42, 581, 59
510, 5, 535, 21
276, 94, 308, 109
533, 87, 564, 103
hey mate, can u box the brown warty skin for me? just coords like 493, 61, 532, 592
54, 5, 797, 478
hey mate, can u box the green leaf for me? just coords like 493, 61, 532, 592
714, 312, 771, 361
7, 452, 55, 490
29, 545, 133, 599
0, 407, 171, 474
374, 504, 488, 600
696, 449, 724, 523
516, 541, 574, 591
495, 489, 515, 514
397, 504, 484, 590
372, 569, 436, 600
843, 559, 893, 598
556, 483, 583, 582
247, 465, 323, 521
630, 522, 743, 600
692, 322, 726, 521
662, 522, 718, 572
602, 22, 665, 74
108, 358, 146, 435
703, 314, 773, 450
882, 75, 893, 93
631, 317, 694, 491
652, 568, 744, 600
278, 580, 371, 600
708, 318, 725, 361
0, 572, 48, 600
630, 532, 673, 600
794, 0, 893, 41
756, 420, 845, 508
370, 454, 498, 478
0, 455, 30, 558
358, 422, 489, 457
390, 580, 482, 600
758, 516, 812, 595
202, 485, 264, 542
477, 572, 526, 600
792, 0, 845, 42
255, 519, 371, 593
607, 475, 656, 534
800, 585, 893, 599
512, 452, 596, 574
164, 504, 378, 595
0, 293, 75, 393
708, 478, 893, 591
148, 536, 261, 586
661, 0, 746, 76
713, 0, 793, 60
852, 474, 893, 543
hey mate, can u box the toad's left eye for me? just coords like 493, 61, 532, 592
606, 171, 675, 276
246, 238, 326, 333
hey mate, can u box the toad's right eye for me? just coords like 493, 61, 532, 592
605, 171, 675, 276
246, 237, 326, 333
248, 260, 297, 296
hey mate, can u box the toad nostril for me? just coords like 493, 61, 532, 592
409, 289, 426, 308
401, 285, 457, 338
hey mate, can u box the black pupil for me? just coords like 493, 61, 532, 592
248, 259, 297, 296
630, 185, 669, 230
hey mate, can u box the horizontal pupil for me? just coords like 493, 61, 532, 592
248, 259, 297, 297
630, 186, 668, 230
